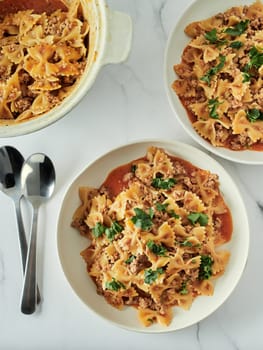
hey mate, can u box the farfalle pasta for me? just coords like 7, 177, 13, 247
0, 0, 89, 124
172, 1, 263, 151
72, 147, 233, 327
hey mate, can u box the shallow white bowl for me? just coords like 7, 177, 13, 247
0, 0, 132, 137
164, 0, 263, 165
57, 140, 249, 333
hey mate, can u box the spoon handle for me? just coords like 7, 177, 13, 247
14, 198, 28, 271
21, 205, 39, 314
15, 198, 41, 305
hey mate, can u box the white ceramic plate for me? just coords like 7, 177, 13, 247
164, 0, 263, 165
57, 140, 249, 333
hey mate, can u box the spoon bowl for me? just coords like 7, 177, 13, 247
20, 153, 55, 314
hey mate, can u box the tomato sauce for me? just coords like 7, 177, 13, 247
102, 162, 133, 198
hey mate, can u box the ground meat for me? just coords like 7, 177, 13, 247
13, 97, 32, 113
249, 17, 263, 31
129, 254, 151, 274
71, 218, 89, 236
230, 134, 253, 150
204, 173, 219, 189
173, 161, 187, 175
183, 176, 194, 190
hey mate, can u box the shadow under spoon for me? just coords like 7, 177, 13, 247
0, 146, 41, 304
20, 153, 55, 315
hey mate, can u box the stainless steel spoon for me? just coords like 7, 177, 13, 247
20, 153, 55, 314
0, 146, 27, 269
0, 146, 41, 305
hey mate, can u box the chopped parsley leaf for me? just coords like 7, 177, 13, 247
199, 255, 213, 280
92, 221, 123, 240
125, 255, 136, 264
155, 202, 169, 212
105, 278, 126, 291
208, 97, 222, 119
146, 240, 167, 256
204, 28, 227, 47
242, 46, 263, 81
225, 19, 249, 36
155, 203, 180, 219
248, 46, 263, 69
151, 176, 176, 190
246, 109, 263, 123
105, 221, 123, 241
200, 55, 226, 85
188, 212, 208, 226
180, 281, 188, 295
144, 268, 164, 285
131, 164, 137, 173
92, 222, 106, 238
242, 71, 251, 82
131, 207, 154, 231
230, 40, 243, 49
169, 210, 180, 219
180, 240, 193, 247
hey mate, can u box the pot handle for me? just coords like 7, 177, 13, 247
102, 9, 132, 65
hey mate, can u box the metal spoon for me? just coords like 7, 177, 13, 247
20, 153, 55, 315
0, 146, 41, 304
0, 146, 27, 268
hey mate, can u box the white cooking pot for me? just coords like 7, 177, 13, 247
0, 0, 132, 137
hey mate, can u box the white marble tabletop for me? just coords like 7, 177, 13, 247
0, 0, 263, 349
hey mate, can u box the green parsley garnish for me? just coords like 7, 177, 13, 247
188, 212, 209, 226
180, 240, 193, 247
155, 202, 169, 212
105, 278, 126, 291
242, 46, 263, 81
144, 268, 164, 285
242, 71, 251, 83
131, 164, 137, 173
92, 222, 106, 238
155, 203, 180, 219
151, 176, 176, 190
180, 281, 188, 295
200, 55, 226, 85
246, 109, 263, 123
169, 210, 180, 219
125, 255, 136, 264
105, 221, 123, 241
204, 28, 227, 47
248, 46, 263, 69
92, 221, 123, 240
208, 97, 222, 119
199, 255, 213, 280
131, 207, 154, 231
225, 19, 249, 36
146, 240, 167, 256
230, 41, 243, 49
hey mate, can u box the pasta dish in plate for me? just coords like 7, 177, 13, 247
72, 146, 232, 327
172, 1, 263, 151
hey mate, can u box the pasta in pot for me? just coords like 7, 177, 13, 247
72, 147, 232, 327
172, 1, 263, 151
0, 0, 90, 124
